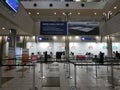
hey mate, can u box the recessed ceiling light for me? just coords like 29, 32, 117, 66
103, 12, 106, 15
62, 12, 66, 15
108, 11, 112, 15
78, 12, 80, 15
94, 12, 97, 15
37, 12, 39, 15
2, 27, 5, 30
74, 0, 80, 2
28, 12, 31, 15
114, 6, 117, 9
110, 12, 112, 15
54, 12, 56, 15
68, 12, 72, 15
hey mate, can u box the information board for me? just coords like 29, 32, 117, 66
40, 21, 67, 35
68, 22, 99, 35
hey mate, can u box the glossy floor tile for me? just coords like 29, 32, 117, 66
0, 62, 120, 90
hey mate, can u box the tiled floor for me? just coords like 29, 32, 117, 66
0, 62, 120, 90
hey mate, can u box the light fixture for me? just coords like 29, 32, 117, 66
114, 6, 117, 9
54, 12, 56, 15
2, 27, 5, 30
53, 36, 57, 40
37, 12, 39, 15
94, 12, 97, 15
108, 11, 112, 15
68, 12, 72, 15
38, 36, 42, 41
28, 12, 31, 15
69, 36, 72, 39
81, 37, 85, 41
75, 36, 79, 39
103, 12, 106, 16
63, 36, 65, 40
62, 12, 66, 15
78, 12, 80, 15
74, 0, 80, 2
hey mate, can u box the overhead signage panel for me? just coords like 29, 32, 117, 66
40, 21, 67, 35
68, 22, 99, 35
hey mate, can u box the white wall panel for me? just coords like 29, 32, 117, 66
26, 42, 110, 56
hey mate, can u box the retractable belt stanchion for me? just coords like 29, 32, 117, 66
74, 64, 77, 90
63, 58, 66, 69
0, 65, 2, 90
66, 61, 69, 72
107, 59, 109, 72
86, 60, 88, 73
30, 63, 38, 90
111, 62, 115, 89
20, 63, 25, 78
63, 61, 66, 69
95, 63, 98, 79
39, 61, 41, 73
40, 61, 45, 79
67, 62, 72, 79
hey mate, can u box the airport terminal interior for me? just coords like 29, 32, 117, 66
0, 0, 120, 90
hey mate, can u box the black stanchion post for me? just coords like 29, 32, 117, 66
107, 58, 109, 72
74, 64, 77, 89
67, 62, 72, 79
0, 66, 2, 89
95, 63, 98, 79
63, 62, 65, 69
33, 63, 35, 90
111, 62, 115, 89
30, 63, 38, 90
86, 60, 88, 73
20, 63, 25, 78
40, 62, 45, 79
39, 61, 41, 73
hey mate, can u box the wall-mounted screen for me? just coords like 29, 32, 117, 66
68, 22, 99, 35
40, 21, 67, 35
5, 0, 19, 12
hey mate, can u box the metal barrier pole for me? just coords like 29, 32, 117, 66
74, 64, 77, 89
111, 62, 114, 89
107, 59, 109, 72
39, 61, 41, 73
67, 63, 72, 79
30, 63, 38, 90
33, 63, 35, 90
86, 61, 88, 73
0, 66, 2, 89
63, 63, 65, 69
95, 63, 98, 78
21, 65, 25, 78
40, 62, 45, 79
66, 62, 69, 72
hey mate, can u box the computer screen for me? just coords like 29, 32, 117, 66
5, 0, 19, 12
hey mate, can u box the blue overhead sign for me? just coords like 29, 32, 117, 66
40, 21, 67, 35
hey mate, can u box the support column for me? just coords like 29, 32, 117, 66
9, 29, 16, 48
23, 36, 27, 49
0, 36, 5, 66
107, 35, 112, 57
65, 36, 69, 61
7, 29, 16, 69
65, 12, 70, 61
0, 36, 6, 89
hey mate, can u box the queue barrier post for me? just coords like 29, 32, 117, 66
0, 65, 2, 90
